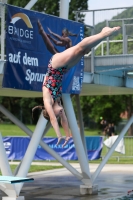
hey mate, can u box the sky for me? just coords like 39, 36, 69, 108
88, 0, 133, 10
85, 0, 133, 25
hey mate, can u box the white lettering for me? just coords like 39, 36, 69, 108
27, 57, 31, 66
25, 69, 45, 84
20, 29, 24, 37
8, 26, 13, 34
8, 25, 33, 39
25, 30, 29, 38
30, 31, 33, 39
25, 69, 30, 82
8, 52, 21, 64
14, 27, 18, 35
23, 53, 38, 66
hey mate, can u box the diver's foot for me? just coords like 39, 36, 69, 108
37, 20, 44, 34
101, 26, 121, 38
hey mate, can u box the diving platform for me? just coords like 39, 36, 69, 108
1, 53, 133, 97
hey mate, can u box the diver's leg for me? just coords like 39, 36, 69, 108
52, 26, 121, 69
37, 20, 58, 55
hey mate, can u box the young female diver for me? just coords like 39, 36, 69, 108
34, 26, 121, 147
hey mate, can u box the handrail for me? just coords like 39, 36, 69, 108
85, 39, 133, 57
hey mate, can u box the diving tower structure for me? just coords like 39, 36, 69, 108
0, 0, 133, 199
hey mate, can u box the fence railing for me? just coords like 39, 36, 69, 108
85, 39, 133, 57
101, 136, 133, 162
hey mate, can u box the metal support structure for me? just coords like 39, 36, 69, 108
60, 0, 92, 187
42, 118, 62, 138
24, 0, 38, 10
75, 95, 87, 155
122, 20, 126, 55
106, 20, 109, 55
62, 94, 92, 185
0, 134, 12, 176
59, 0, 69, 19
124, 24, 127, 54
0, 104, 83, 181
14, 121, 51, 176
15, 113, 47, 194
0, 2, 5, 60
91, 11, 95, 75
125, 34, 128, 54
42, 120, 52, 138
0, 134, 18, 197
75, 11, 78, 22
92, 115, 133, 183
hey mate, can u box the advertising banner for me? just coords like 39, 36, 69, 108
2, 4, 84, 94
3, 136, 103, 161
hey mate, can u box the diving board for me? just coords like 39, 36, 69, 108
0, 176, 34, 184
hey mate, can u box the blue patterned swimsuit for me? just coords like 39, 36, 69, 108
43, 57, 67, 101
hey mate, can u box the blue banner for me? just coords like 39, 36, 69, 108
3, 136, 103, 161
2, 4, 84, 94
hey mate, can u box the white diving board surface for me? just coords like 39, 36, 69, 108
0, 176, 34, 184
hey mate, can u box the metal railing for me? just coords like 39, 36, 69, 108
75, 7, 133, 74
85, 39, 133, 57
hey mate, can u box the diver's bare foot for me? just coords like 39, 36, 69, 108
37, 20, 44, 34
101, 26, 121, 37
47, 27, 52, 34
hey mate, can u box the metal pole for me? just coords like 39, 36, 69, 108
0, 134, 17, 197
42, 120, 52, 138
15, 113, 47, 193
75, 11, 78, 22
91, 11, 95, 75
123, 23, 127, 54
59, 0, 69, 19
75, 95, 87, 155
1, 3, 5, 60
24, 0, 38, 10
122, 20, 125, 54
106, 20, 109, 55
92, 115, 133, 183
60, 2, 92, 184
0, 104, 34, 137
125, 31, 127, 54
62, 94, 92, 185
0, 134, 12, 176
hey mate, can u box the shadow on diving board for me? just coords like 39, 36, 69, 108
0, 176, 34, 184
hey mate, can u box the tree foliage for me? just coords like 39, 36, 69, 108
7, 0, 88, 22
78, 95, 127, 126
69, 0, 88, 22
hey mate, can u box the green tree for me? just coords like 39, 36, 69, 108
74, 95, 127, 129
69, 0, 88, 22
0, 96, 43, 124
7, 0, 29, 8
7, 0, 60, 16
7, 0, 88, 21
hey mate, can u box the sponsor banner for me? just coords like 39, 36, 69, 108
2, 4, 84, 94
3, 136, 103, 161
